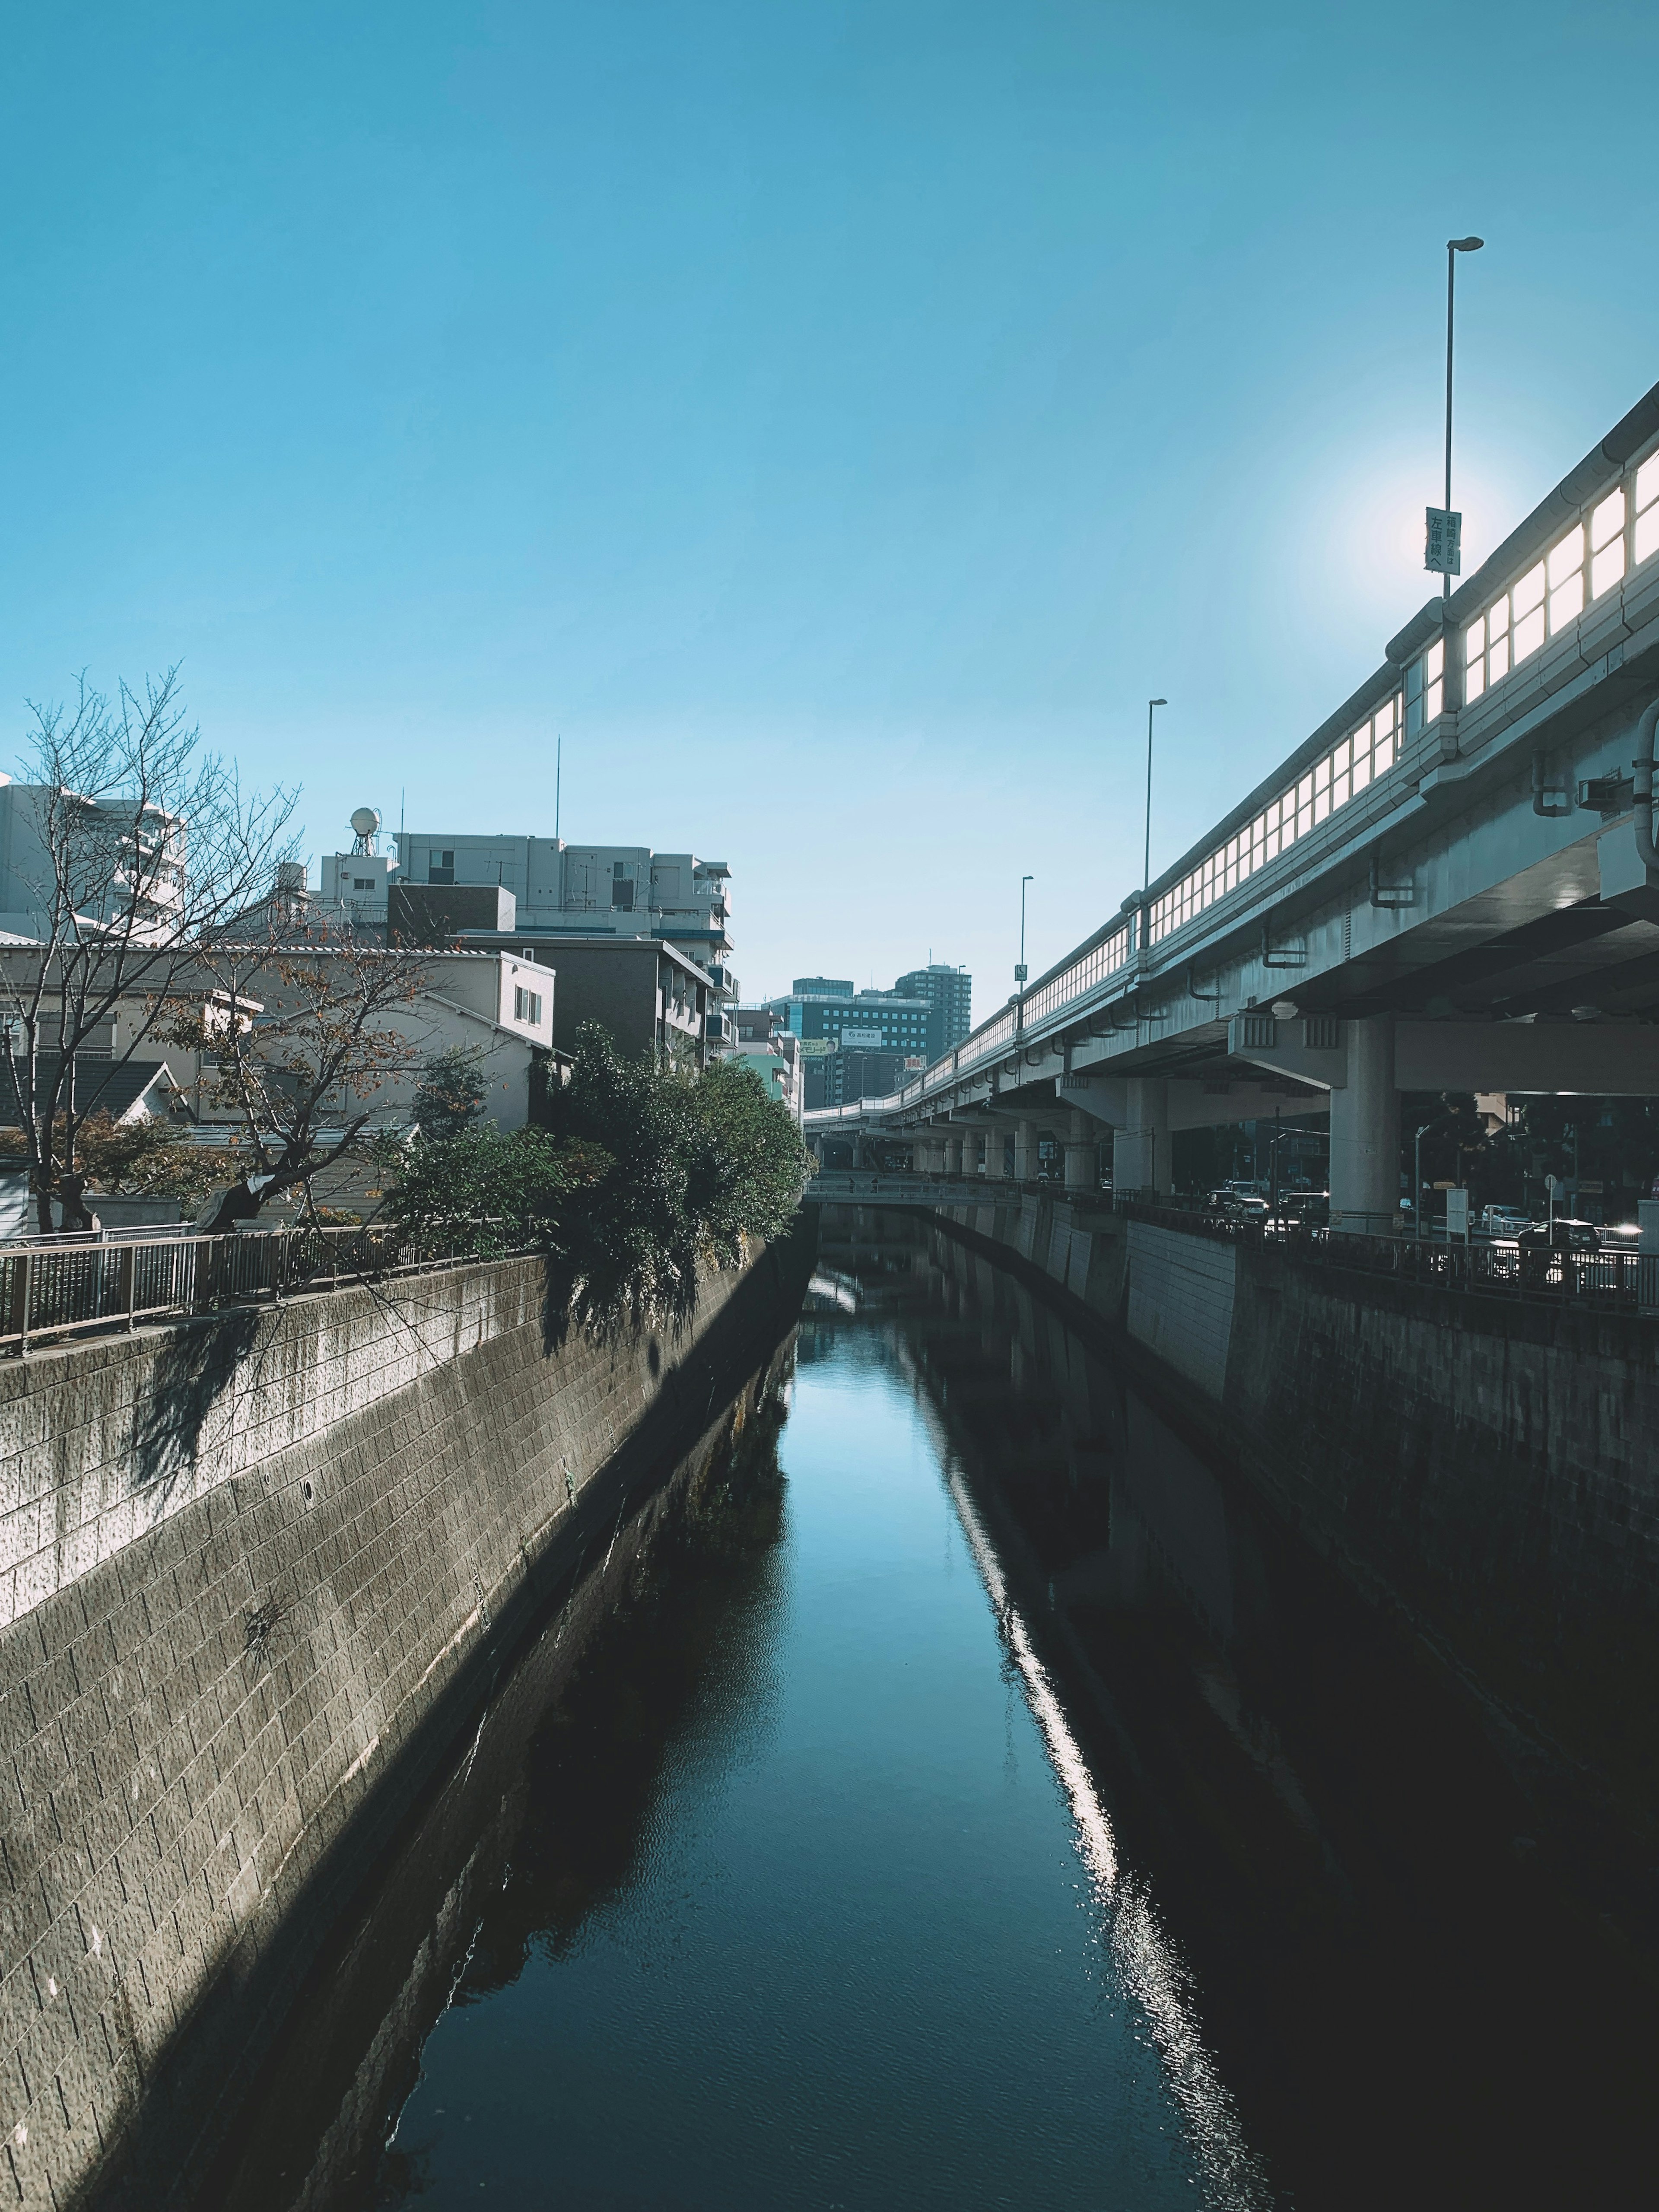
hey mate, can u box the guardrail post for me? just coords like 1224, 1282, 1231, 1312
121, 1244, 137, 1332
14, 1251, 32, 1357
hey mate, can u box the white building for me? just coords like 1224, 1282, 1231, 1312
388, 826, 737, 1043
318, 805, 400, 930
0, 777, 186, 944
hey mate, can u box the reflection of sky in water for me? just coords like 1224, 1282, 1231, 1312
379, 1337, 1274, 2211
944, 1464, 1273, 2212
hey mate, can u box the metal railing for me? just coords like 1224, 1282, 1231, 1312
1116, 1198, 1658, 1313
0, 1222, 526, 1357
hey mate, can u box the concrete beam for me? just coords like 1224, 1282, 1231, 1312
1226, 1013, 1347, 1091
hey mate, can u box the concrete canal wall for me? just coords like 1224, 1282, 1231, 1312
0, 1230, 811, 2211
923, 1191, 1659, 1850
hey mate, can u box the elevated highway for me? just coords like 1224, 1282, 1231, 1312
805, 378, 1659, 1229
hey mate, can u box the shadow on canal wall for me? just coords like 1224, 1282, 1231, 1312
839, 1192, 1659, 1915
0, 1220, 816, 2212
202, 1342, 795, 2212
809, 1205, 1657, 2212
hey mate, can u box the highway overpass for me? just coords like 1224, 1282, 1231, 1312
804, 376, 1659, 1230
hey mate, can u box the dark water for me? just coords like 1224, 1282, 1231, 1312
228, 1211, 1656, 2212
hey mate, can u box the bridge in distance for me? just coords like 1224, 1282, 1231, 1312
804, 378, 1659, 1229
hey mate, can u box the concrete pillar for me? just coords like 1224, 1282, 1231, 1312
1062, 1109, 1098, 1192
1013, 1118, 1038, 1182
958, 1127, 979, 1177
1112, 1077, 1172, 1195
1329, 1017, 1398, 1232
943, 1131, 963, 1177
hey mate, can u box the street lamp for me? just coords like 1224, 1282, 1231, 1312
1143, 699, 1167, 906
1015, 874, 1033, 1023
1433, 236, 1484, 601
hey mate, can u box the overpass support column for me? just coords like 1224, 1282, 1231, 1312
1330, 1017, 1398, 1233
1112, 1078, 1171, 1196
943, 1131, 963, 1177
1013, 1118, 1038, 1182
960, 1128, 980, 1178
1063, 1110, 1098, 1192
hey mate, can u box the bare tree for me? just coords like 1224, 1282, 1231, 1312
176, 931, 431, 1230
1, 671, 299, 1231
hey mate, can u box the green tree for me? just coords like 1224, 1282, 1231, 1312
543, 1025, 810, 1320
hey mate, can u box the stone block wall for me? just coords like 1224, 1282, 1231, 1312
0, 1234, 807, 2211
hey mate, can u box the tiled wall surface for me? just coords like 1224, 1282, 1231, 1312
1122, 1222, 1238, 1398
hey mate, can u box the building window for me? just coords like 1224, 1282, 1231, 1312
514, 987, 543, 1025
429, 849, 455, 885
1636, 454, 1659, 567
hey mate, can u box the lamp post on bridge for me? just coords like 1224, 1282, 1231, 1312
1015, 873, 1033, 1030
1143, 699, 1167, 934
1427, 236, 1484, 599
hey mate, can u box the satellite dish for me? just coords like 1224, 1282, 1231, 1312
350, 806, 381, 838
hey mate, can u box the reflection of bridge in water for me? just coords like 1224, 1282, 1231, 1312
807, 379, 1659, 1234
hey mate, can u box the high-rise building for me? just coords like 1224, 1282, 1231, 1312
893, 965, 973, 1059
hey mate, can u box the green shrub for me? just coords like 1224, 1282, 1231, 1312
379, 1024, 810, 1316
378, 1125, 611, 1257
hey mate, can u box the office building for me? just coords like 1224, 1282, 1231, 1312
893, 964, 973, 1058
803, 1046, 922, 1112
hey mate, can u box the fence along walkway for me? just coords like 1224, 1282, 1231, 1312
1115, 1199, 1659, 1313
0, 1223, 522, 1356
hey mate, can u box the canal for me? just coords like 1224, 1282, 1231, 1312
216, 1209, 1654, 2212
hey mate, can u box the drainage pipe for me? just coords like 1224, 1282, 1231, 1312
1633, 699, 1659, 871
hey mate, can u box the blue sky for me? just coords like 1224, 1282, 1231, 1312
3, 1, 1656, 1011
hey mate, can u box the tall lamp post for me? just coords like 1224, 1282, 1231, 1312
1432, 237, 1484, 598
1015, 874, 1033, 1025
1143, 699, 1167, 907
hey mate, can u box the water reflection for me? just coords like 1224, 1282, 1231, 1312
811, 1206, 1656, 2212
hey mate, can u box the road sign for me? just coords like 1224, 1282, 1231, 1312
1425, 506, 1463, 575
1445, 1188, 1469, 1239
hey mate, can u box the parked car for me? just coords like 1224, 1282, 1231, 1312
1515, 1218, 1600, 1253
1481, 1205, 1532, 1236
1507, 1217, 1601, 1285
1210, 1191, 1268, 1221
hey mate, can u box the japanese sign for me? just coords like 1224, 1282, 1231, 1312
1424, 506, 1462, 575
